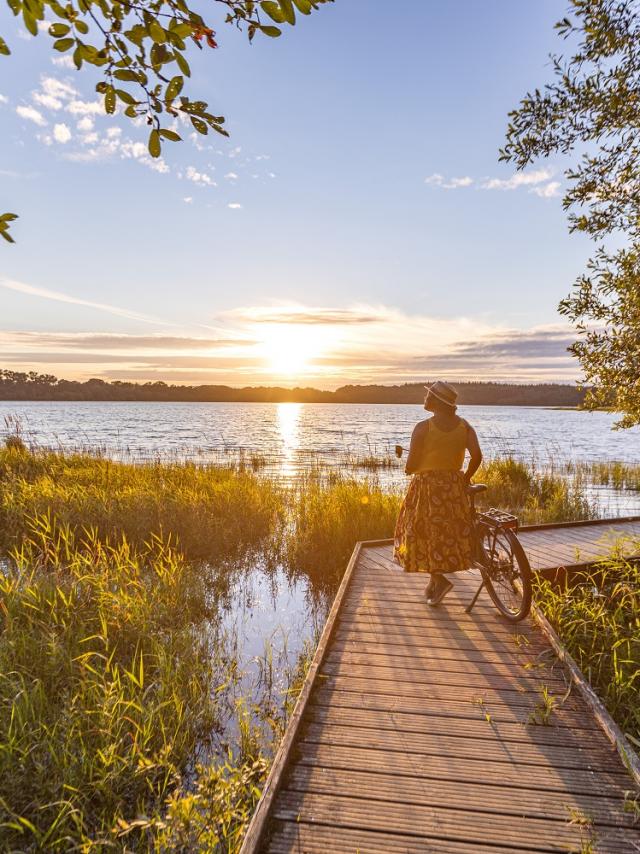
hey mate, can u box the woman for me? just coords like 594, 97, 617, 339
394, 380, 483, 605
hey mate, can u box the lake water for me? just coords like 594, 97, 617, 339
2, 399, 639, 466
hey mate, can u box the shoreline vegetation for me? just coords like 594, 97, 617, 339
0, 370, 588, 407
0, 440, 638, 849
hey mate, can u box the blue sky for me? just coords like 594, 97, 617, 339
1, 0, 592, 387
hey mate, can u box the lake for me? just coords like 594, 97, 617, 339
2, 399, 639, 466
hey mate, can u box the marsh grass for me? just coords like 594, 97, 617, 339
0, 444, 285, 561
534, 552, 640, 744
0, 517, 232, 850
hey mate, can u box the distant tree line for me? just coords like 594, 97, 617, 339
0, 371, 587, 406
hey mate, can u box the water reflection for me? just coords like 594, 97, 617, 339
277, 402, 301, 477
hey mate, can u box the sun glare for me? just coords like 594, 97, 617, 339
259, 324, 330, 377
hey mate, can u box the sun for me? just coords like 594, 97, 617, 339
259, 324, 333, 377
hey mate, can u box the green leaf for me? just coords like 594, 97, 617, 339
259, 24, 282, 37
190, 116, 208, 134
0, 213, 18, 222
0, 229, 16, 244
114, 69, 139, 82
278, 0, 296, 25
293, 0, 313, 13
48, 23, 70, 37
159, 128, 181, 141
74, 20, 89, 35
261, 1, 286, 23
174, 51, 191, 77
104, 86, 116, 114
149, 21, 166, 43
53, 37, 74, 52
22, 10, 38, 36
115, 89, 136, 105
165, 75, 183, 101
148, 128, 161, 157
0, 36, 10, 56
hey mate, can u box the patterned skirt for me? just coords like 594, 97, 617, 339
394, 470, 473, 575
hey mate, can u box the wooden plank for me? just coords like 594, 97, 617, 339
296, 741, 629, 798
266, 821, 527, 854
311, 686, 598, 730
314, 676, 578, 710
320, 662, 568, 693
331, 636, 546, 669
306, 703, 606, 748
300, 721, 619, 773
334, 627, 548, 655
324, 649, 568, 681
272, 791, 634, 852
284, 765, 635, 828
238, 542, 363, 854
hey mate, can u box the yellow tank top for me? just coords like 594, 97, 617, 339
419, 418, 467, 472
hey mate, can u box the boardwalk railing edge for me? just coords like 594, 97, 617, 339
239, 540, 368, 853
528, 599, 640, 788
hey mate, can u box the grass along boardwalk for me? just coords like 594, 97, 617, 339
242, 522, 640, 853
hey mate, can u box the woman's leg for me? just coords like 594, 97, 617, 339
425, 572, 453, 605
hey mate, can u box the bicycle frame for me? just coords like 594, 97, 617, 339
465, 496, 518, 615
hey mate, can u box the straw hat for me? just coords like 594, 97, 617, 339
424, 380, 458, 407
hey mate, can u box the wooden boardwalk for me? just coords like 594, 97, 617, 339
242, 520, 640, 853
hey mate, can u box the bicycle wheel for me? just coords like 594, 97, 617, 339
480, 527, 532, 622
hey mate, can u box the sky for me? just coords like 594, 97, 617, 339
0, 0, 594, 388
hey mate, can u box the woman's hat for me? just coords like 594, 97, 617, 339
424, 380, 458, 407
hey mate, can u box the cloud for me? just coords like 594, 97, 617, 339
225, 305, 384, 325
0, 302, 579, 386
34, 92, 62, 110
53, 123, 72, 143
425, 173, 473, 189
66, 99, 104, 116
425, 167, 560, 198
0, 94, 8, 105
183, 196, 193, 204
2, 331, 253, 350
224, 172, 238, 180
480, 167, 555, 191
16, 105, 47, 126
227, 202, 242, 209
77, 116, 94, 132
530, 181, 561, 199
1, 279, 175, 326
51, 55, 75, 68
185, 165, 215, 185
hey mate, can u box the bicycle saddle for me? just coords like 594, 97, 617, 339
467, 483, 488, 494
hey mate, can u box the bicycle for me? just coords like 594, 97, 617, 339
466, 483, 532, 622
394, 445, 532, 622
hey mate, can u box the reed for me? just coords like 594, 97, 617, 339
534, 552, 640, 744
0, 518, 233, 850
0, 444, 285, 561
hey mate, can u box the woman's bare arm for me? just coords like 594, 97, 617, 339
463, 423, 483, 483
405, 421, 427, 475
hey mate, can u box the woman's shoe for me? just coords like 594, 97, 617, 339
426, 574, 453, 605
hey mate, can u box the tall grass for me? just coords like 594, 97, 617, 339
534, 553, 640, 745
475, 457, 597, 524
0, 444, 284, 561
0, 517, 231, 850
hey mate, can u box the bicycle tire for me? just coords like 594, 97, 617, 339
480, 527, 532, 622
